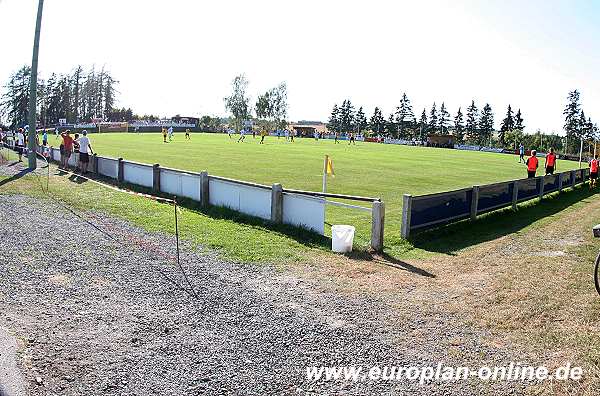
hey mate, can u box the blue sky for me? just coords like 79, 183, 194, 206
0, 0, 597, 133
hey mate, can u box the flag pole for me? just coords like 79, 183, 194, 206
322, 155, 328, 193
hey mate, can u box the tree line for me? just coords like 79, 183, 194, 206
327, 93, 527, 147
0, 65, 127, 128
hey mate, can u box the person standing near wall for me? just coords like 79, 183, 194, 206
76, 130, 94, 174
60, 130, 74, 169
545, 148, 557, 175
526, 150, 538, 178
590, 155, 599, 189
15, 128, 25, 162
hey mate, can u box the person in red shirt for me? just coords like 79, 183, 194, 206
526, 150, 539, 178
590, 155, 599, 189
545, 148, 557, 175
60, 130, 74, 169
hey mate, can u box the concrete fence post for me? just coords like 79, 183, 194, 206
538, 176, 545, 199
91, 153, 98, 174
558, 172, 563, 193
117, 157, 124, 183
271, 183, 283, 224
470, 185, 480, 221
512, 181, 519, 210
200, 171, 209, 207
371, 200, 385, 252
401, 194, 412, 239
571, 170, 576, 188
152, 164, 160, 192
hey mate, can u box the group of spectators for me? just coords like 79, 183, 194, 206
0, 127, 94, 174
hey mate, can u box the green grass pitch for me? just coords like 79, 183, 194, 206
69, 132, 581, 253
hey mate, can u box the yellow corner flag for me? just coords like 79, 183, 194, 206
326, 156, 335, 177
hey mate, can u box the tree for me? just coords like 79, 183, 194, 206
499, 104, 515, 146
0, 66, 31, 127
514, 108, 524, 131
386, 113, 397, 137
418, 109, 427, 142
479, 103, 494, 146
428, 102, 438, 134
224, 74, 251, 132
328, 104, 340, 133
465, 100, 479, 143
338, 99, 355, 132
396, 92, 415, 139
438, 102, 450, 133
255, 82, 288, 132
369, 107, 385, 135
563, 90, 581, 154
354, 106, 367, 133
454, 107, 464, 144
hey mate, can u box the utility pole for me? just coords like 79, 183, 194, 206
27, 0, 45, 170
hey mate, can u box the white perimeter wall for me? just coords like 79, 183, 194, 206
282, 193, 325, 235
123, 162, 153, 188
160, 169, 201, 201
209, 178, 271, 221
97, 157, 119, 179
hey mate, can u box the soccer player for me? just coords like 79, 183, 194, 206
289, 129, 295, 142
228, 128, 233, 139
260, 129, 267, 144
168, 126, 174, 141
277, 130, 281, 139
238, 129, 246, 142
314, 130, 319, 141
348, 132, 356, 145
42, 129, 48, 147
60, 130, 74, 169
526, 150, 538, 178
15, 128, 25, 162
162, 128, 168, 143
334, 132, 339, 144
76, 130, 94, 174
590, 155, 599, 189
185, 128, 190, 140
544, 148, 557, 175
518, 143, 525, 163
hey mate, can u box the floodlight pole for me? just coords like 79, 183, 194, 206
27, 0, 45, 170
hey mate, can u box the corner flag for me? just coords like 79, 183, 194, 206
326, 156, 334, 176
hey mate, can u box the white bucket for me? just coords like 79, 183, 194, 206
331, 225, 355, 253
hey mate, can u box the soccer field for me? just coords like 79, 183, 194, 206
75, 132, 581, 250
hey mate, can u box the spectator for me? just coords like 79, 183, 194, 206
60, 130, 74, 169
76, 130, 93, 174
526, 150, 538, 178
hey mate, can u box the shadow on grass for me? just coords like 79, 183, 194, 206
62, 171, 332, 251
0, 168, 33, 188
411, 184, 597, 255
345, 249, 436, 277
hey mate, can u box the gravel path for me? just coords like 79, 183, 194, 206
0, 162, 528, 395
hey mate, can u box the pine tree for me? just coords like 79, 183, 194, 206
499, 104, 515, 146
454, 107, 464, 143
418, 109, 427, 142
338, 99, 355, 132
514, 109, 524, 131
327, 104, 340, 133
479, 103, 494, 146
386, 113, 397, 137
465, 100, 479, 143
369, 107, 385, 135
428, 102, 438, 134
355, 106, 368, 132
0, 66, 31, 127
438, 102, 450, 133
563, 90, 581, 153
396, 92, 415, 139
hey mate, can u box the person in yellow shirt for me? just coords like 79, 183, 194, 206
260, 129, 268, 144
162, 128, 167, 143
